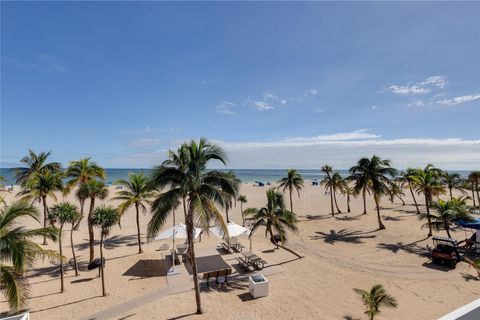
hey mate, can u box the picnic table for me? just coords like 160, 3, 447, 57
194, 255, 232, 286
241, 251, 267, 270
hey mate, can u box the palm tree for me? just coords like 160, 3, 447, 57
49, 202, 82, 291
400, 169, 421, 214
388, 182, 405, 206
321, 165, 335, 216
91, 205, 120, 297
113, 173, 156, 254
64, 158, 106, 228
223, 171, 240, 223
13, 150, 61, 187
411, 168, 445, 237
0, 202, 59, 313
147, 138, 238, 314
340, 183, 354, 213
421, 197, 473, 238
17, 171, 63, 244
277, 169, 304, 214
353, 284, 398, 320
237, 195, 247, 226
73, 183, 90, 230
350, 156, 397, 229
83, 180, 109, 262
245, 188, 301, 258
468, 171, 480, 207
441, 172, 464, 199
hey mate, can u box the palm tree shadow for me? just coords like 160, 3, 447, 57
461, 273, 479, 282
382, 215, 405, 221
335, 215, 361, 221
343, 316, 361, 320
377, 240, 430, 257
310, 229, 376, 244
166, 313, 197, 320
29, 295, 100, 313
300, 214, 331, 221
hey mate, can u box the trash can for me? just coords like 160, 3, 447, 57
249, 274, 268, 298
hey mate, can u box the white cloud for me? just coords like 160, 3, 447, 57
4, 54, 67, 73
437, 94, 480, 106
407, 100, 424, 107
313, 108, 324, 114
308, 89, 318, 95
388, 85, 430, 95
262, 92, 280, 101
253, 101, 274, 111
371, 105, 378, 110
216, 101, 236, 114
420, 75, 448, 88
130, 138, 170, 148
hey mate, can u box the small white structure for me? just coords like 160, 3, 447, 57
249, 274, 269, 298
1, 313, 30, 320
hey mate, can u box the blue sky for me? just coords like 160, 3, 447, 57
1, 2, 479, 169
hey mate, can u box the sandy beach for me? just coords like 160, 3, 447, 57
0, 182, 478, 320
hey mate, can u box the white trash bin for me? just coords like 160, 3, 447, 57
249, 274, 268, 298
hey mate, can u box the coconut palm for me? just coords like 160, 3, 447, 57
64, 158, 106, 228
400, 169, 421, 214
340, 183, 354, 213
353, 284, 398, 320
113, 173, 156, 254
441, 172, 464, 200
17, 171, 63, 244
0, 202, 60, 313
468, 171, 480, 207
49, 202, 81, 290
245, 188, 301, 258
91, 205, 120, 297
421, 197, 473, 238
147, 138, 238, 314
237, 195, 247, 226
411, 168, 445, 237
84, 180, 109, 262
13, 150, 61, 187
388, 182, 405, 206
321, 165, 335, 216
350, 156, 397, 229
277, 169, 304, 214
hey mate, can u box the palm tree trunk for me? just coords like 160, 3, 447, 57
59, 225, 64, 293
186, 207, 202, 314
476, 182, 480, 206
362, 187, 367, 215
329, 182, 334, 216
396, 194, 405, 206
240, 203, 244, 226
226, 206, 230, 223
347, 193, 351, 213
182, 196, 187, 222
135, 203, 143, 254
425, 194, 433, 237
472, 183, 477, 207
74, 197, 85, 230
333, 187, 342, 213
42, 195, 48, 245
100, 233, 106, 297
70, 222, 78, 276
444, 220, 452, 238
88, 197, 95, 262
374, 196, 385, 230
268, 229, 302, 258
409, 187, 420, 214
449, 187, 453, 200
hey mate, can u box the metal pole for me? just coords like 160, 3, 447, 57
172, 210, 176, 273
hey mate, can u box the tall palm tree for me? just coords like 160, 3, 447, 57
441, 171, 464, 200
147, 138, 238, 314
17, 171, 63, 244
13, 150, 61, 187
91, 205, 120, 297
411, 168, 445, 237
468, 171, 480, 207
49, 202, 81, 291
85, 180, 109, 262
350, 156, 397, 229
400, 169, 421, 214
277, 169, 304, 214
113, 173, 156, 254
245, 188, 301, 258
388, 182, 405, 206
64, 158, 106, 228
340, 183, 354, 213
321, 165, 335, 216
223, 171, 240, 223
73, 183, 90, 230
237, 195, 247, 226
353, 284, 398, 320
421, 197, 473, 238
0, 202, 59, 313
160, 145, 190, 221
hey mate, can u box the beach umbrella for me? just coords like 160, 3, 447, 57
210, 221, 250, 239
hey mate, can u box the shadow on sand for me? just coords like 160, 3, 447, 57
377, 237, 430, 257
310, 229, 376, 244
122, 259, 167, 279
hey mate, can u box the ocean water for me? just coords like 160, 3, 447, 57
0, 168, 472, 186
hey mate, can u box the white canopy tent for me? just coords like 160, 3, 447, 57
155, 223, 201, 274
210, 221, 253, 250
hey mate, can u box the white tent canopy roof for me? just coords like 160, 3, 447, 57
155, 223, 201, 240
210, 221, 251, 239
